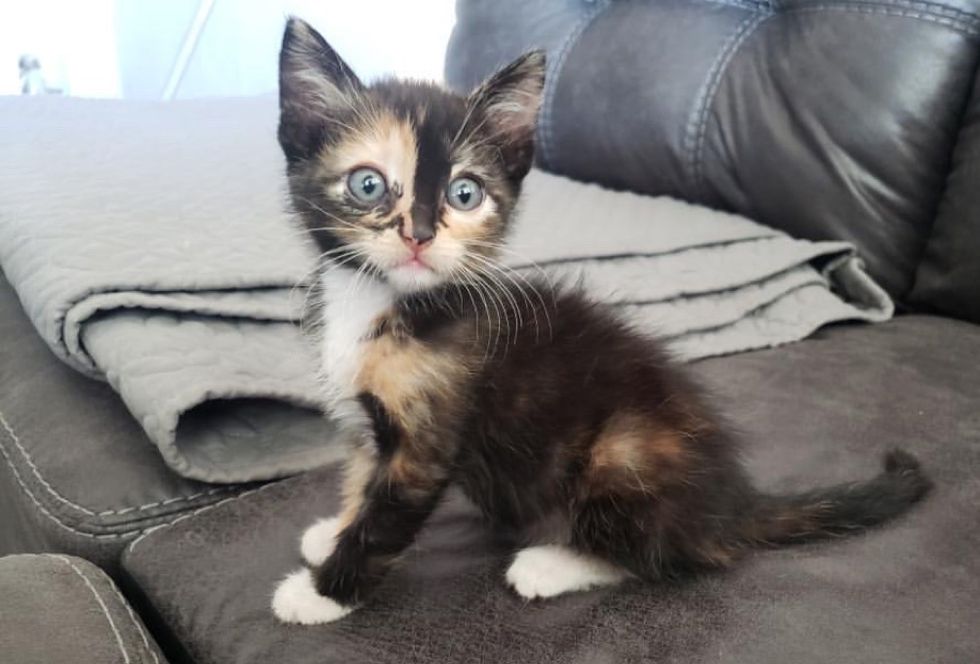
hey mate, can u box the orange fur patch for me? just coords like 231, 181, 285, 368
354, 331, 464, 430
387, 447, 446, 497
338, 443, 377, 528
588, 412, 690, 495
320, 110, 417, 223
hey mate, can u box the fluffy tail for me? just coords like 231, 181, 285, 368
744, 449, 932, 546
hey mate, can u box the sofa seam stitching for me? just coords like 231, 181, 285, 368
49, 554, 132, 664
0, 436, 144, 539
685, 1, 975, 193
0, 408, 233, 517
783, 4, 980, 34
110, 582, 162, 664
703, 0, 773, 11
0, 426, 231, 540
126, 481, 283, 555
538, 0, 612, 169
685, 11, 773, 192
45, 554, 162, 664
779, 0, 980, 25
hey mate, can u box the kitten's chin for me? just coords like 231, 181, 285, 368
384, 263, 444, 294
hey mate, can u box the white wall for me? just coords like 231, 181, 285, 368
0, 0, 456, 99
280, 0, 458, 84
114, 0, 202, 99
0, 0, 121, 97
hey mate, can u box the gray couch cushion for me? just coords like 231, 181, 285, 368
121, 315, 980, 663
0, 271, 249, 571
446, 0, 980, 298
0, 554, 167, 664
911, 65, 980, 323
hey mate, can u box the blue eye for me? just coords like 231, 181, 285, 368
446, 176, 484, 211
347, 167, 387, 203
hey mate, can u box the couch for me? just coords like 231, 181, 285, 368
2, 0, 978, 661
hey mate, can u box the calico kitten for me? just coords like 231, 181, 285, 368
271, 17, 931, 625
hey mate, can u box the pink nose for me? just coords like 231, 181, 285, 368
400, 234, 432, 254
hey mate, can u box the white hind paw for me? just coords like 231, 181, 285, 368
300, 516, 341, 567
272, 568, 354, 625
506, 545, 629, 600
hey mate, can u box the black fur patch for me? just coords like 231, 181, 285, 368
357, 392, 399, 457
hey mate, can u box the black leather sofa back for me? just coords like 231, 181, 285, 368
446, 0, 980, 316
910, 64, 980, 323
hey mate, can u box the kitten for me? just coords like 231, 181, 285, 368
271, 17, 931, 625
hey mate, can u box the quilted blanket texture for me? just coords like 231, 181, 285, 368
0, 96, 891, 483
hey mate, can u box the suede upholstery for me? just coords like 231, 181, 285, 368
0, 554, 167, 664
0, 272, 248, 573
122, 316, 980, 663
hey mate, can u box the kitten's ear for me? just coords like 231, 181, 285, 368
278, 17, 363, 163
466, 50, 546, 181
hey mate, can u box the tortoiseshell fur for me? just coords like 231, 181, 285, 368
271, 18, 931, 622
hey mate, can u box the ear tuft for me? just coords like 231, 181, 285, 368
278, 17, 363, 163
464, 50, 547, 181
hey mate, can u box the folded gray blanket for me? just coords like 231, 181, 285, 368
512, 171, 892, 360
0, 96, 891, 483
0, 96, 338, 483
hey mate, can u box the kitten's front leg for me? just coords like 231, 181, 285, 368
299, 515, 341, 567
315, 450, 448, 602
273, 427, 450, 624
299, 441, 379, 569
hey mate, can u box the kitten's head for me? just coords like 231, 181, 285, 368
278, 17, 545, 294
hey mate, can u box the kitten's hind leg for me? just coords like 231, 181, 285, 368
505, 545, 631, 600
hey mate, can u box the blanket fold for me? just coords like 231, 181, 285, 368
510, 171, 892, 360
0, 97, 891, 483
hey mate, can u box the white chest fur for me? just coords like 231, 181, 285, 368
318, 267, 395, 423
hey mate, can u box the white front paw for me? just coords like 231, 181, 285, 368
271, 568, 354, 625
300, 516, 342, 567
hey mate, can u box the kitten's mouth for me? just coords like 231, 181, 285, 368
384, 253, 443, 293
399, 255, 432, 271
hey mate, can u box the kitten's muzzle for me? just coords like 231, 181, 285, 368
398, 226, 434, 269
401, 202, 438, 247
398, 218, 435, 250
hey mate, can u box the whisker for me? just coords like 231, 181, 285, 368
465, 251, 554, 343
465, 258, 522, 347
447, 264, 489, 360
456, 263, 502, 360
468, 270, 503, 359
466, 253, 539, 343
294, 196, 367, 234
